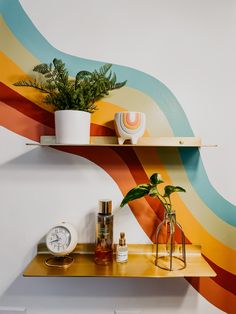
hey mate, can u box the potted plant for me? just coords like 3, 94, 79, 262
120, 172, 187, 270
14, 58, 127, 144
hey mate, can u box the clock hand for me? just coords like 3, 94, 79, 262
50, 239, 59, 243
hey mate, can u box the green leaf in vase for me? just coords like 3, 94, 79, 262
150, 173, 164, 185
164, 185, 186, 198
120, 184, 151, 207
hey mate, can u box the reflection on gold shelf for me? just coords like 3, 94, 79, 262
23, 244, 216, 278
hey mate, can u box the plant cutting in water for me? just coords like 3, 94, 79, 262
120, 173, 187, 271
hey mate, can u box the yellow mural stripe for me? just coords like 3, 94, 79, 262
0, 52, 54, 112
135, 147, 236, 274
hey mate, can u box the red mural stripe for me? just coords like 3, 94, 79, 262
90, 123, 115, 136
0, 82, 55, 128
0, 101, 54, 142
186, 277, 236, 313
0, 83, 116, 136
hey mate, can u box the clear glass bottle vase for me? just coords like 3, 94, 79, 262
155, 210, 186, 271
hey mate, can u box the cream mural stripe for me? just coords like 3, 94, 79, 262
107, 88, 174, 136
0, 18, 50, 111
0, 17, 39, 73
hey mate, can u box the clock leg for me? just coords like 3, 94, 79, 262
45, 256, 74, 269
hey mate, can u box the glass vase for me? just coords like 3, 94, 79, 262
155, 211, 186, 271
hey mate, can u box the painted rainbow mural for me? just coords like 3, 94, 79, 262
0, 1, 236, 312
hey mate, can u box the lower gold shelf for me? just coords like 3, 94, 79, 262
23, 244, 216, 278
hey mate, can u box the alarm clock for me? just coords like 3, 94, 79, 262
45, 222, 78, 268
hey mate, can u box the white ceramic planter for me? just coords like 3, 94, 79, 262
55, 110, 91, 144
114, 111, 146, 144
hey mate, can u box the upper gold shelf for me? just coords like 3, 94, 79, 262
27, 136, 216, 147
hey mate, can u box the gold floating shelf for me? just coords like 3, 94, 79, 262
23, 244, 216, 278
26, 136, 217, 147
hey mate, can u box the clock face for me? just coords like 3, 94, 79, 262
46, 226, 71, 255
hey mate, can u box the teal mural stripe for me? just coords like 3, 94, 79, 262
1, 0, 236, 226
179, 148, 236, 226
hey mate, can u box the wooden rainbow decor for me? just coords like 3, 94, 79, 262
0, 1, 236, 312
114, 111, 146, 144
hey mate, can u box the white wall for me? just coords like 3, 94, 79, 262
1, 0, 235, 313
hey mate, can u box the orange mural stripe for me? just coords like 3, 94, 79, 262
187, 276, 236, 313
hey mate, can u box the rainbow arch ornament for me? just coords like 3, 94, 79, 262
114, 112, 146, 144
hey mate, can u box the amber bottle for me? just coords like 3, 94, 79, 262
95, 199, 113, 265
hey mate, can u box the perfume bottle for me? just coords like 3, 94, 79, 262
95, 199, 113, 265
116, 232, 128, 263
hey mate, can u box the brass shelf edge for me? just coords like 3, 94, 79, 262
25, 136, 217, 148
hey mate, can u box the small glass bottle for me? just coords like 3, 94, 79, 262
116, 232, 128, 263
95, 199, 113, 265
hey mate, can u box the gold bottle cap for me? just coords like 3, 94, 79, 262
119, 232, 126, 246
99, 199, 112, 215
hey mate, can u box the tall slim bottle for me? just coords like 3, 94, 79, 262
95, 199, 113, 265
